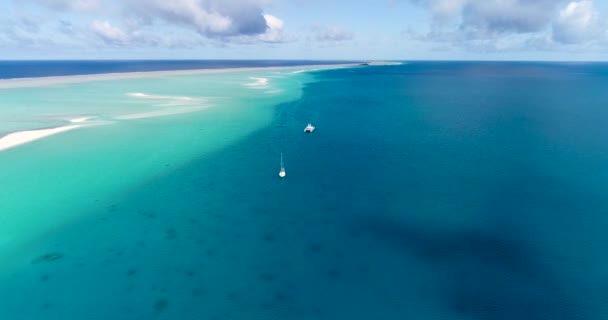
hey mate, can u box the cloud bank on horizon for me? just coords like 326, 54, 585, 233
1, 0, 607, 60
407, 0, 605, 48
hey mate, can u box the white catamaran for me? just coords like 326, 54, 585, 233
279, 153, 286, 178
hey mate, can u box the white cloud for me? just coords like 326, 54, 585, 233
407, 0, 608, 52
464, 0, 562, 36
90, 20, 129, 45
263, 14, 283, 31
127, 0, 233, 35
258, 14, 289, 43
410, 0, 566, 38
21, 0, 286, 44
123, 0, 271, 38
553, 1, 604, 44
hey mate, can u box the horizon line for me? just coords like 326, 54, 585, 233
0, 59, 607, 63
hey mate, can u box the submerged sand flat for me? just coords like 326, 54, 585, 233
0, 64, 355, 153
0, 63, 330, 270
115, 106, 208, 120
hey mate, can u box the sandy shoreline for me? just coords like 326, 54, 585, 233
0, 63, 359, 89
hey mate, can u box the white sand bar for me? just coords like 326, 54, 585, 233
127, 93, 197, 101
246, 77, 269, 87
0, 125, 82, 151
70, 117, 92, 123
0, 64, 359, 89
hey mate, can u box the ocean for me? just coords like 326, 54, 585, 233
1, 61, 607, 319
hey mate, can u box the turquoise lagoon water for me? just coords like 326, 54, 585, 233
2, 62, 608, 319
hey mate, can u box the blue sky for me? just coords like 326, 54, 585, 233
2, 0, 608, 60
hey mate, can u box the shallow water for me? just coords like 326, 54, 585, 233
2, 62, 608, 319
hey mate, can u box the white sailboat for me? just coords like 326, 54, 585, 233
279, 153, 286, 178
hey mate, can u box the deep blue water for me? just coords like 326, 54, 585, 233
3, 62, 608, 319
0, 60, 356, 79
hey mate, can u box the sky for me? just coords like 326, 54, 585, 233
1, 0, 608, 61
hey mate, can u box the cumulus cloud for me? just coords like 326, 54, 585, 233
462, 0, 562, 35
412, 0, 565, 38
312, 25, 354, 42
258, 14, 289, 43
408, 0, 608, 51
552, 1, 604, 44
123, 0, 271, 38
19, 0, 288, 46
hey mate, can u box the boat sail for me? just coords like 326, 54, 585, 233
279, 153, 286, 178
